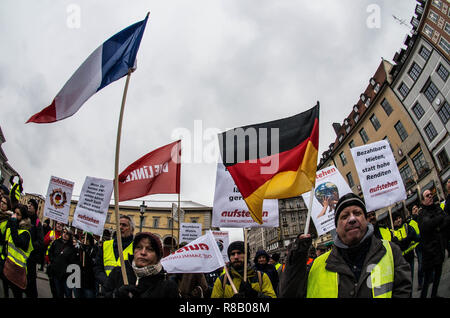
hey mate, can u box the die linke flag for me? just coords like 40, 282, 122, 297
26, 13, 149, 124
117, 140, 181, 201
219, 103, 319, 224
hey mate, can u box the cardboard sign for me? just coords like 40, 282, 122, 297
179, 223, 202, 243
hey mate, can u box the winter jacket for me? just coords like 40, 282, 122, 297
103, 258, 179, 298
280, 234, 411, 298
253, 250, 279, 293
47, 238, 78, 280
210, 264, 277, 298
418, 203, 450, 270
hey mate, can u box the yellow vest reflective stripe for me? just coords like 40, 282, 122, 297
103, 239, 133, 276
5, 227, 34, 272
12, 183, 21, 201
307, 240, 394, 298
379, 227, 392, 241
45, 230, 57, 257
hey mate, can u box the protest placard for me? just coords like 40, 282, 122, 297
350, 140, 406, 212
302, 165, 352, 236
212, 162, 279, 227
72, 176, 113, 236
161, 230, 225, 273
179, 223, 202, 243
43, 176, 74, 224
212, 230, 230, 263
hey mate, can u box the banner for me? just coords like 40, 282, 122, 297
212, 162, 279, 228
161, 231, 225, 273
212, 230, 230, 263
179, 223, 202, 243
72, 176, 113, 236
302, 165, 352, 236
350, 140, 406, 212
43, 176, 74, 224
118, 140, 181, 201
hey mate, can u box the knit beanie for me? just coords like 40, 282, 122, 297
227, 241, 251, 261
334, 193, 367, 226
133, 232, 163, 261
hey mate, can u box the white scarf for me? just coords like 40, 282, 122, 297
131, 261, 163, 285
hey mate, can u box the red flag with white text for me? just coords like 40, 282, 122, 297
118, 140, 181, 201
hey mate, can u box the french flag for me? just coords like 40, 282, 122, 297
27, 13, 149, 124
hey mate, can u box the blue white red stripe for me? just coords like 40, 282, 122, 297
27, 13, 149, 124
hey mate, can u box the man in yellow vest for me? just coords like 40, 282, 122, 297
94, 215, 134, 290
280, 193, 411, 298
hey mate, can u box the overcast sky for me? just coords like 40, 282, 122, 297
1, 1, 416, 241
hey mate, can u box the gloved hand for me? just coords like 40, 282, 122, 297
115, 285, 140, 298
238, 281, 258, 298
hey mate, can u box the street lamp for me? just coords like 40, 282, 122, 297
139, 200, 147, 232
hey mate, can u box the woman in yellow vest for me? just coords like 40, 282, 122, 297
280, 193, 412, 298
2, 203, 33, 298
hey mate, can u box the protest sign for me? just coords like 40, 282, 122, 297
350, 140, 406, 212
212, 230, 230, 263
179, 223, 202, 243
43, 176, 74, 224
302, 165, 352, 236
212, 162, 279, 228
72, 176, 113, 236
161, 230, 225, 273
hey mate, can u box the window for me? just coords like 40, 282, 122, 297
412, 150, 429, 177
424, 24, 434, 38
432, 0, 443, 10
346, 172, 355, 188
445, 22, 450, 35
394, 121, 408, 141
339, 151, 347, 166
438, 101, 450, 124
381, 98, 393, 116
398, 82, 410, 98
408, 62, 422, 81
437, 149, 449, 169
438, 37, 450, 55
423, 80, 439, 103
349, 140, 355, 149
424, 122, 438, 141
152, 217, 160, 228
359, 128, 369, 144
412, 102, 426, 120
399, 164, 415, 188
429, 10, 439, 23
436, 63, 449, 81
370, 114, 381, 131
419, 45, 431, 61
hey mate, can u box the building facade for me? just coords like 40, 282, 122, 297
0, 126, 19, 189
391, 0, 450, 186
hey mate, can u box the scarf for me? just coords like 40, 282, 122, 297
132, 261, 163, 283
333, 223, 374, 249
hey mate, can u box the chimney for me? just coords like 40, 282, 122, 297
332, 123, 341, 135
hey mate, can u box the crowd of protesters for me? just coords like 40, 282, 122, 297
0, 174, 449, 299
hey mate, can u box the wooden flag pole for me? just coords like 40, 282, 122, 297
388, 205, 395, 230
113, 68, 133, 286
304, 186, 315, 235
224, 265, 238, 294
243, 228, 248, 282
177, 192, 181, 250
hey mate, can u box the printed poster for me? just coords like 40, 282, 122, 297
302, 165, 352, 236
43, 176, 74, 224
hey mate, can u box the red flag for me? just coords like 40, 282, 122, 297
118, 140, 181, 201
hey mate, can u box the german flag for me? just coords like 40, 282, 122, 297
219, 103, 319, 224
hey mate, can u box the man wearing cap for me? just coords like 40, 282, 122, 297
103, 232, 179, 298
280, 193, 411, 298
211, 241, 276, 298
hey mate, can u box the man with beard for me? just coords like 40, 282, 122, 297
211, 241, 276, 298
280, 193, 411, 298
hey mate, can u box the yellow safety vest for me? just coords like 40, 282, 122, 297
4, 227, 34, 273
378, 227, 392, 241
394, 224, 418, 255
45, 230, 59, 258
0, 220, 8, 258
12, 183, 21, 201
307, 240, 394, 298
103, 239, 133, 276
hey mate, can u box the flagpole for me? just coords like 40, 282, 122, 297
243, 228, 248, 282
176, 192, 180, 250
113, 68, 133, 286
304, 186, 315, 235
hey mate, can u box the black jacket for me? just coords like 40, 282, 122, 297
103, 258, 179, 298
47, 238, 78, 280
253, 250, 279, 293
418, 203, 450, 270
